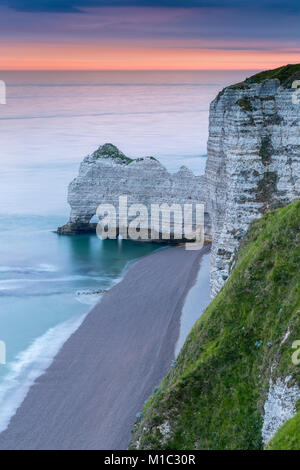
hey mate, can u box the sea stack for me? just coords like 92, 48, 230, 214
206, 64, 300, 297
58, 143, 211, 242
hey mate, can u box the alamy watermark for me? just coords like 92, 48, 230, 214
292, 340, 300, 366
96, 196, 205, 250
0, 80, 6, 105
0, 340, 6, 365
292, 80, 300, 105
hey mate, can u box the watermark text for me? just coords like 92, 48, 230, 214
0, 80, 6, 105
292, 340, 300, 365
0, 340, 6, 365
96, 196, 205, 250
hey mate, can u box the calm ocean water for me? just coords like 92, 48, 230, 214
0, 70, 253, 431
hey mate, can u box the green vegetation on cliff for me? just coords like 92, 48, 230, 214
91, 143, 158, 165
92, 143, 134, 164
130, 201, 300, 450
267, 409, 300, 450
247, 64, 300, 86
217, 63, 300, 100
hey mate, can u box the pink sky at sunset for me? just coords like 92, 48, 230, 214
1, 42, 300, 70
0, 3, 300, 70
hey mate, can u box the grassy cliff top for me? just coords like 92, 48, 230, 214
217, 63, 300, 99
130, 201, 300, 450
247, 63, 300, 85
90, 143, 157, 165
92, 143, 134, 164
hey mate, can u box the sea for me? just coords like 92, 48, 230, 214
0, 69, 254, 431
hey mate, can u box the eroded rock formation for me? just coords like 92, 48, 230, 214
58, 144, 210, 242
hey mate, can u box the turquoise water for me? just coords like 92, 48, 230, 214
0, 215, 159, 374
0, 69, 250, 431
0, 214, 159, 431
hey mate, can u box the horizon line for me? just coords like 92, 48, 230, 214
0, 68, 262, 72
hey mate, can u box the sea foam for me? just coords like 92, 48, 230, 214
0, 313, 87, 434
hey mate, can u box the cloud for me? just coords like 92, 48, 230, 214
1, 1, 299, 44
1, 0, 300, 14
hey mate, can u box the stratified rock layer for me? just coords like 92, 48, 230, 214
58, 144, 210, 242
206, 66, 300, 297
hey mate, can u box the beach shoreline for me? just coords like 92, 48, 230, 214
0, 243, 210, 450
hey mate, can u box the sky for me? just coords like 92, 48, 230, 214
0, 0, 300, 70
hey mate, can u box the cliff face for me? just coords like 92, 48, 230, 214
58, 144, 210, 241
206, 65, 300, 297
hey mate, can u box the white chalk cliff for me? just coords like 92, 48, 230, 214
59, 65, 300, 299
206, 65, 300, 297
58, 144, 210, 241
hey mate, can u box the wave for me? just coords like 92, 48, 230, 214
0, 275, 107, 296
0, 264, 57, 274
0, 313, 87, 434
75, 290, 104, 306
75, 269, 124, 305
0, 274, 103, 285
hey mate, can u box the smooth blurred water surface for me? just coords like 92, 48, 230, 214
0, 214, 160, 431
0, 70, 251, 215
0, 70, 252, 429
